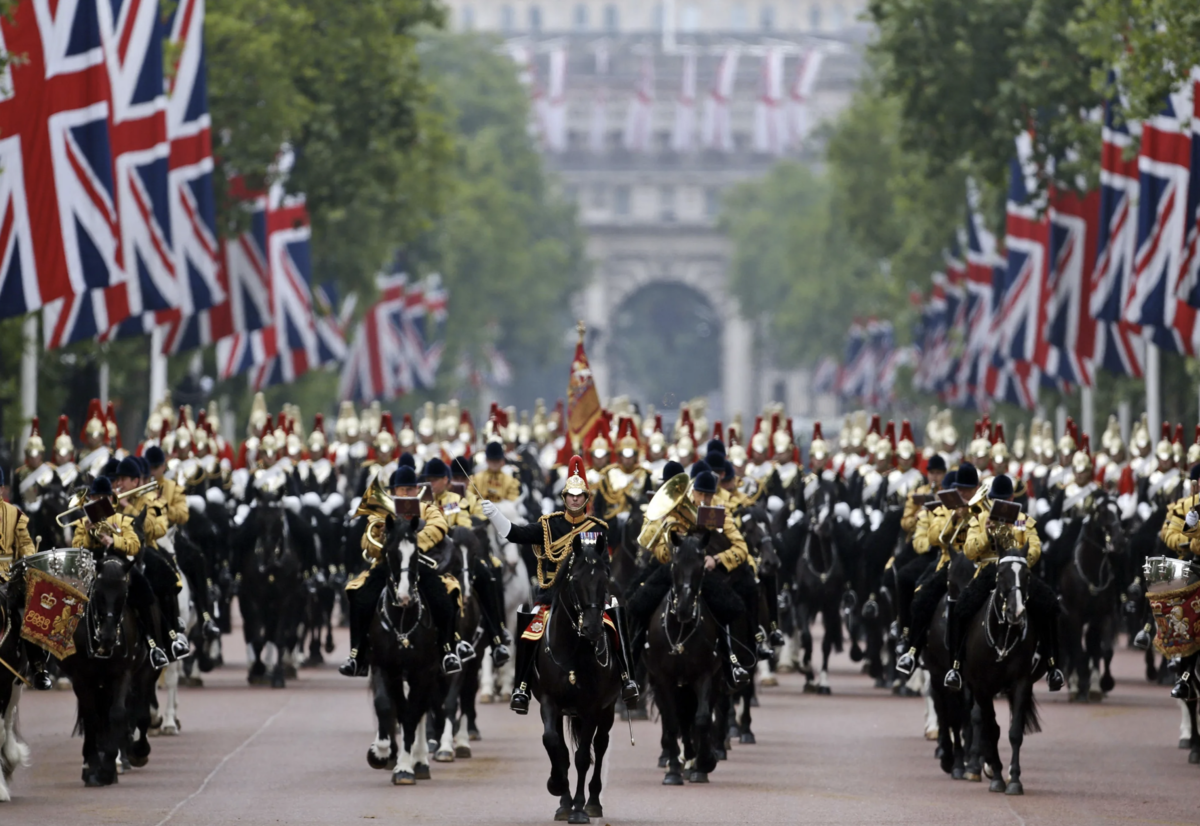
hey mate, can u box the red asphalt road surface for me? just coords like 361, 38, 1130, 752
3, 622, 1198, 826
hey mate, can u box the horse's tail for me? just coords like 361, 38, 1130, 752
1020, 689, 1042, 735
567, 715, 591, 759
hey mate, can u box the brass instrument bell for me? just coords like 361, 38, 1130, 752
637, 473, 697, 549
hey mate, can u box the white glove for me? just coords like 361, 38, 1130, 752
1035, 498, 1051, 517
787, 509, 805, 528
482, 500, 512, 538
1137, 501, 1153, 522
1186, 510, 1199, 529
767, 495, 785, 514
869, 509, 884, 532
849, 508, 866, 529
1045, 519, 1063, 540
833, 501, 851, 520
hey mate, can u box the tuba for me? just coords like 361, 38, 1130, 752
636, 473, 698, 550
355, 473, 396, 558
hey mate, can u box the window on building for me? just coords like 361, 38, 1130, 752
614, 185, 631, 217
681, 3, 700, 32
705, 187, 721, 218
731, 3, 748, 30
460, 5, 475, 29
529, 5, 542, 31
760, 4, 775, 30
500, 4, 514, 31
660, 186, 676, 222
574, 3, 588, 29
809, 3, 821, 30
604, 3, 619, 31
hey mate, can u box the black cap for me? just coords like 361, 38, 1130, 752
955, 462, 980, 488
693, 470, 718, 494
115, 457, 142, 480
722, 459, 736, 481
941, 470, 958, 491
485, 442, 505, 461
390, 466, 418, 488
690, 460, 711, 479
926, 454, 947, 472
398, 452, 416, 469
102, 457, 120, 478
662, 460, 685, 481
990, 474, 1014, 500
89, 476, 113, 498
1190, 464, 1200, 482
451, 457, 472, 479
134, 456, 150, 478
706, 438, 727, 457
424, 457, 449, 479
704, 451, 726, 473
144, 446, 166, 468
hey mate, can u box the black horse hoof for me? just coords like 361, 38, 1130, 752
554, 806, 571, 822
739, 732, 757, 745
584, 803, 603, 818
688, 771, 709, 783
817, 686, 832, 696
567, 812, 590, 825
965, 772, 981, 783
1006, 780, 1024, 795
803, 683, 818, 694
873, 677, 888, 689
727, 724, 740, 740
663, 772, 684, 785
989, 777, 1007, 793
940, 753, 954, 774
951, 766, 966, 780
270, 675, 286, 689
1189, 750, 1200, 765
934, 745, 944, 760
414, 762, 431, 780
392, 771, 415, 785
657, 753, 669, 769
128, 749, 150, 769
468, 727, 482, 741
713, 748, 727, 761
1100, 673, 1115, 693
367, 746, 392, 770
849, 645, 864, 663
1179, 738, 1192, 750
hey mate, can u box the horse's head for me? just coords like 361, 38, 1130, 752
668, 530, 709, 617
995, 555, 1030, 626
89, 556, 132, 656
563, 536, 609, 646
808, 482, 834, 540
1089, 492, 1127, 554
383, 515, 422, 607
253, 501, 287, 567
739, 504, 779, 573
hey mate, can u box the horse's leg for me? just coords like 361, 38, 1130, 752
800, 605, 815, 686
458, 664, 480, 750
964, 700, 983, 781
368, 670, 397, 771
1084, 620, 1103, 701
269, 594, 290, 689
1188, 696, 1200, 765
585, 704, 614, 817
1005, 682, 1032, 795
480, 647, 496, 703
102, 671, 133, 785
976, 694, 1005, 792
693, 677, 716, 779
436, 672, 462, 763
655, 682, 683, 783
541, 699, 570, 804
568, 717, 597, 823
710, 693, 728, 761
1061, 613, 1084, 701
159, 661, 181, 735
818, 614, 834, 695
74, 676, 103, 786
392, 684, 419, 785
738, 681, 755, 743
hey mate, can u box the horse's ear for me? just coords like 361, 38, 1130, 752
669, 530, 682, 549
385, 515, 394, 532
408, 515, 420, 534
700, 531, 712, 550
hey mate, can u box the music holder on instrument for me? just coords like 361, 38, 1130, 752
911, 493, 932, 507
84, 497, 116, 524
936, 489, 968, 510
696, 505, 726, 530
988, 500, 1023, 525
923, 500, 941, 512
394, 496, 422, 518
450, 481, 467, 498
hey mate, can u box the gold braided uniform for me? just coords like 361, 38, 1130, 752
119, 492, 167, 549
471, 469, 520, 502
348, 501, 449, 590
1161, 493, 1200, 556
435, 490, 474, 529
157, 477, 190, 526
900, 484, 932, 536
926, 498, 988, 571
650, 508, 749, 571
0, 502, 35, 582
593, 464, 650, 521
505, 510, 608, 590
963, 509, 1041, 569
72, 513, 141, 559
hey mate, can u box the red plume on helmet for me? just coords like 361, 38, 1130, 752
752, 415, 763, 436
1162, 421, 1171, 440
563, 455, 590, 497
1194, 425, 1200, 445
655, 414, 664, 433
263, 414, 273, 434
993, 422, 1005, 445
380, 412, 395, 436
314, 413, 325, 432
29, 416, 40, 439
813, 421, 824, 441
712, 420, 724, 442
884, 420, 896, 446
1174, 423, 1184, 444
1080, 434, 1091, 455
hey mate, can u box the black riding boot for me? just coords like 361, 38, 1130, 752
762, 574, 785, 647
609, 604, 640, 708
510, 607, 538, 714
474, 561, 510, 666
1039, 610, 1065, 692
722, 625, 750, 689
943, 598, 963, 692
129, 567, 169, 670
339, 587, 372, 677
22, 641, 53, 691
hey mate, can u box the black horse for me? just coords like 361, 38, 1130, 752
959, 555, 1046, 795
922, 550, 977, 781
1058, 494, 1126, 702
365, 516, 441, 785
59, 555, 150, 787
535, 537, 621, 824
236, 498, 305, 688
646, 531, 722, 785
0, 580, 31, 802
793, 480, 846, 694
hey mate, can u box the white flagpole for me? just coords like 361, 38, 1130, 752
1080, 385, 1094, 442
149, 326, 168, 413
20, 314, 38, 451
98, 357, 110, 407
1145, 341, 1161, 434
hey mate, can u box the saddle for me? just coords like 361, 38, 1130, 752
520, 604, 616, 643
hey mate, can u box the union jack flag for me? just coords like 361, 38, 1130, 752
998, 133, 1052, 373
1175, 69, 1200, 310
958, 185, 1003, 408
1045, 188, 1099, 387
812, 356, 838, 395
1090, 83, 1146, 377
0, 0, 122, 322
1125, 80, 1197, 354
837, 320, 868, 399
338, 285, 410, 402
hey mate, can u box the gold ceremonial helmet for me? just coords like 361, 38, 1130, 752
562, 455, 591, 500
1071, 449, 1092, 475
729, 443, 749, 469
309, 414, 328, 457
1155, 424, 1173, 461
53, 415, 74, 462
590, 435, 611, 465
83, 399, 106, 445
417, 401, 436, 441
939, 411, 958, 450
1013, 423, 1027, 462
24, 417, 45, 462
248, 392, 269, 437
773, 428, 794, 457
259, 431, 280, 464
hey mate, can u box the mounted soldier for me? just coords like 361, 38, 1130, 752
481, 455, 639, 714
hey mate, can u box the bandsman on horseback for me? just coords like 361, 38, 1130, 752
481, 455, 640, 715
1157, 464, 1200, 698
71, 475, 170, 669
340, 465, 465, 678
0, 466, 47, 690
942, 474, 1064, 692
473, 441, 521, 502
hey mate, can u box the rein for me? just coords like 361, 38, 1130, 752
381, 547, 430, 648
984, 556, 1029, 662
1074, 516, 1116, 597
661, 567, 705, 656
545, 552, 610, 671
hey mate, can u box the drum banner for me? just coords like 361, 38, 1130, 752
21, 568, 88, 660
1148, 579, 1200, 658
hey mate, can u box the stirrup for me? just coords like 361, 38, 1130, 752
1047, 668, 1065, 692
1171, 673, 1191, 700
768, 628, 785, 647
442, 650, 463, 675
149, 642, 169, 670
895, 650, 916, 677
32, 669, 53, 691
491, 642, 511, 668
943, 667, 962, 692
510, 684, 531, 715
202, 613, 221, 641
456, 639, 476, 663
170, 634, 192, 660
730, 662, 750, 689
621, 676, 640, 707
1132, 626, 1152, 651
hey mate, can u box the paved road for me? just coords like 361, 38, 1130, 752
3, 623, 1198, 826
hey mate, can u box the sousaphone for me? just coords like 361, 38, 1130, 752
637, 472, 697, 550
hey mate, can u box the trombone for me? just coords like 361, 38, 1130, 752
55, 481, 158, 528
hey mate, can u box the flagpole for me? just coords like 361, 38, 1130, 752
98, 354, 110, 408
1080, 385, 1094, 443
149, 326, 167, 413
20, 314, 38, 451
1145, 342, 1161, 435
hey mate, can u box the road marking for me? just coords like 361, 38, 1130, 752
1006, 798, 1027, 826
154, 699, 291, 826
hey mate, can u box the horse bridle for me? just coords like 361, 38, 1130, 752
548, 550, 610, 669
1074, 506, 1119, 596
381, 541, 431, 646
662, 558, 704, 656
984, 556, 1029, 662
85, 558, 129, 659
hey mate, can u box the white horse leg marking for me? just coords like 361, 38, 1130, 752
161, 661, 181, 735
437, 717, 455, 759
453, 716, 471, 754
921, 670, 939, 738
413, 714, 430, 765
817, 669, 830, 689
371, 736, 392, 762
1180, 699, 1192, 742
480, 653, 495, 702
394, 741, 415, 778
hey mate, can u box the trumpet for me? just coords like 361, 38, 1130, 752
116, 481, 159, 501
